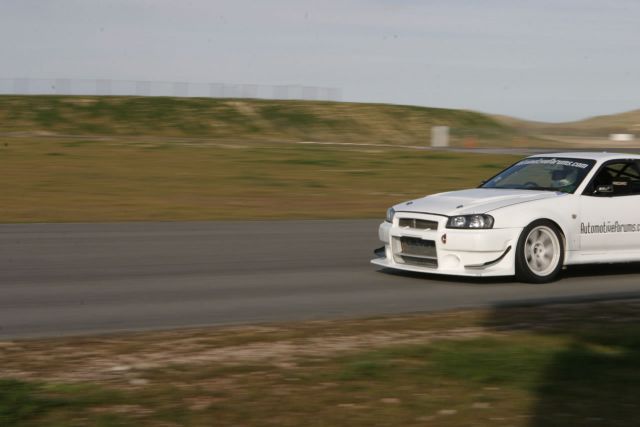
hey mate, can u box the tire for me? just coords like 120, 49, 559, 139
515, 219, 564, 283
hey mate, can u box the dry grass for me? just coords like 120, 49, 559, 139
492, 108, 640, 139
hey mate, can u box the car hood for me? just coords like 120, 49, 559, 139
394, 188, 564, 217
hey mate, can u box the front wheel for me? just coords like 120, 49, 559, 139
515, 220, 564, 283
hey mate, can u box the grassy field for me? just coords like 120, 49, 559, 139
0, 136, 519, 223
3, 300, 640, 426
4, 95, 631, 224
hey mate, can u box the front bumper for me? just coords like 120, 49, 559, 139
371, 213, 522, 277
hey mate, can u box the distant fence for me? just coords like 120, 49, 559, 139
0, 78, 342, 102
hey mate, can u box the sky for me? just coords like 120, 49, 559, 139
1, 0, 639, 122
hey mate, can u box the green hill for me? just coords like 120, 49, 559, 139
0, 95, 519, 146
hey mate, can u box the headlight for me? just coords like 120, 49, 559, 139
386, 207, 396, 223
446, 214, 494, 229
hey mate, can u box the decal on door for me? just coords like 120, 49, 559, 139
580, 221, 640, 234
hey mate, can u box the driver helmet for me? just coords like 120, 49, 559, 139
551, 166, 578, 188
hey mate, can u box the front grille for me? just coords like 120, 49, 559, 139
393, 236, 439, 268
399, 255, 438, 268
398, 218, 438, 230
400, 236, 437, 258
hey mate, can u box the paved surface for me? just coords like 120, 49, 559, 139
2, 220, 640, 339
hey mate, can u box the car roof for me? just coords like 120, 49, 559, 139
530, 152, 640, 162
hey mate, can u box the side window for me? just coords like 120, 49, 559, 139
587, 161, 640, 197
634, 161, 640, 194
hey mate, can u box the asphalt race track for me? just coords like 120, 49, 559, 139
2, 220, 640, 339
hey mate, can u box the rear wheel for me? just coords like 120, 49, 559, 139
515, 220, 564, 283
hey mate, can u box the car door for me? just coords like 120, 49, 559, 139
579, 159, 640, 253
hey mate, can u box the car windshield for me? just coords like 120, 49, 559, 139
481, 157, 596, 193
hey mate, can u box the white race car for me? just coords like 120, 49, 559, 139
372, 152, 640, 283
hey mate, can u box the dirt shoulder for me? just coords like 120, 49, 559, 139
4, 300, 640, 426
